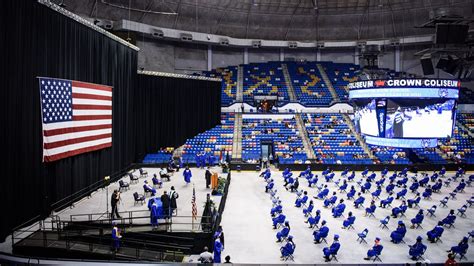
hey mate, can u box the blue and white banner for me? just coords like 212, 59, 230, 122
349, 88, 459, 99
364, 135, 438, 148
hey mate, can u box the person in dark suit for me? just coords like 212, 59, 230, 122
161, 191, 170, 218
111, 190, 121, 219
170, 186, 179, 215
205, 167, 212, 188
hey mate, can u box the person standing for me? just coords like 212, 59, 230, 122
205, 167, 212, 189
213, 238, 223, 263
161, 191, 171, 218
199, 246, 213, 263
111, 222, 122, 252
170, 186, 179, 215
150, 200, 159, 230
111, 189, 121, 219
183, 166, 192, 184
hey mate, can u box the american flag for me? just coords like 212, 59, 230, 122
39, 78, 112, 162
192, 186, 197, 220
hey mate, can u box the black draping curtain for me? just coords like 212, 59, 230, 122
134, 74, 221, 160
0, 0, 137, 240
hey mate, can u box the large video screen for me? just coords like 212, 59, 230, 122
385, 99, 456, 138
354, 99, 378, 137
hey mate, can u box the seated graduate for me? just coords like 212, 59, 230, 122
408, 236, 427, 260
379, 194, 394, 208
303, 200, 314, 216
308, 175, 318, 187
354, 192, 365, 208
283, 175, 295, 189
143, 180, 156, 196
371, 186, 381, 199
152, 173, 163, 188
375, 177, 386, 187
259, 167, 271, 177
322, 234, 341, 262
361, 180, 372, 193
396, 186, 408, 199
332, 199, 346, 218
313, 220, 329, 243
295, 191, 308, 207
407, 193, 421, 208
367, 172, 376, 182
305, 209, 321, 228
381, 167, 388, 177
341, 168, 349, 178
159, 167, 171, 181
422, 185, 433, 198
440, 209, 456, 226
316, 185, 329, 199
410, 181, 420, 193
276, 221, 290, 242
280, 235, 295, 259
339, 180, 348, 192
271, 201, 283, 216
391, 200, 407, 218
347, 171, 356, 181
282, 168, 290, 177
447, 236, 469, 256
386, 181, 395, 194
427, 222, 444, 243
272, 213, 286, 229
365, 200, 376, 216
410, 210, 424, 228
265, 179, 274, 193
432, 179, 442, 192
390, 221, 407, 244
289, 178, 300, 192
342, 211, 355, 229
168, 158, 180, 172
456, 179, 466, 192
182, 166, 192, 184
364, 237, 383, 260
324, 192, 337, 208
347, 186, 356, 199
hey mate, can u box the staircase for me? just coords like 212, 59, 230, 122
295, 113, 316, 160
282, 63, 297, 101
172, 145, 184, 158
236, 65, 244, 102
342, 114, 375, 159
456, 121, 474, 138
317, 64, 340, 102
232, 113, 243, 159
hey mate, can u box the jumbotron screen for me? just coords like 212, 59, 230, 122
354, 98, 456, 139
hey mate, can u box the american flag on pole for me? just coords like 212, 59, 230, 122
39, 77, 113, 162
192, 186, 198, 220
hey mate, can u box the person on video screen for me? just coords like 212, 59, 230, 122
393, 107, 406, 138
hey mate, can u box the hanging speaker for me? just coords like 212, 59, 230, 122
420, 55, 434, 76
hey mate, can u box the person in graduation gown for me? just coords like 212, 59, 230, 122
150, 201, 159, 229
313, 220, 329, 243
280, 236, 295, 259
183, 166, 192, 184
205, 167, 212, 188
364, 237, 383, 260
213, 238, 223, 263
390, 221, 407, 244
409, 236, 427, 260
111, 222, 122, 252
427, 222, 444, 243
323, 234, 341, 262
448, 237, 469, 255
143, 180, 156, 196
214, 226, 225, 248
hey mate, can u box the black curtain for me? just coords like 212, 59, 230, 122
0, 0, 137, 241
134, 74, 221, 160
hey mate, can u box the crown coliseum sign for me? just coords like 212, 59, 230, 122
348, 79, 460, 99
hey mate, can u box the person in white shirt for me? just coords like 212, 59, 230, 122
199, 246, 213, 263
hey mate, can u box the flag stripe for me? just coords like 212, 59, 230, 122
44, 133, 112, 149
43, 119, 112, 131
73, 98, 112, 106
72, 93, 112, 101
44, 143, 112, 162
73, 104, 112, 110
73, 109, 112, 116
44, 137, 112, 156
72, 81, 112, 92
73, 115, 112, 121
44, 128, 112, 143
44, 124, 112, 137
72, 87, 112, 97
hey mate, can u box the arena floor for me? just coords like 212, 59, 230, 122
221, 168, 473, 264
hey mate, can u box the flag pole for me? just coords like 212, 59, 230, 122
192, 183, 195, 232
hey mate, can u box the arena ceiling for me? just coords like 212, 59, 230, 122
60, 0, 473, 41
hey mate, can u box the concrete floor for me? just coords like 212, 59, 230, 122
221, 169, 474, 264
